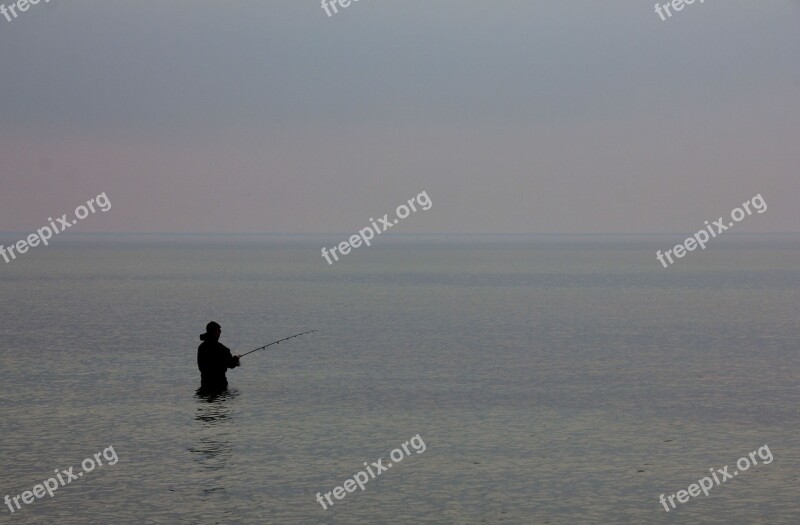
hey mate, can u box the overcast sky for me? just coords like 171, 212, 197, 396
1, 0, 798, 234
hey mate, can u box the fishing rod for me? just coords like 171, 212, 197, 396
240, 330, 318, 358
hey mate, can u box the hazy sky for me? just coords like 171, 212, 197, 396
1, 0, 798, 234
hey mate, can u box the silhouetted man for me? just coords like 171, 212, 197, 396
197, 321, 240, 392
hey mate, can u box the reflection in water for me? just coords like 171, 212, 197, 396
190, 388, 239, 478
186, 387, 242, 521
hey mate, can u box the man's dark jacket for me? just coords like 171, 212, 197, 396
197, 340, 238, 390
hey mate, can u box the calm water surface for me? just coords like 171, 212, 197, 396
1, 235, 798, 524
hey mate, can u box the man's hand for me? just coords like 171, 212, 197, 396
232, 354, 241, 367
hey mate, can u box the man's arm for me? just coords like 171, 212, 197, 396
221, 344, 240, 369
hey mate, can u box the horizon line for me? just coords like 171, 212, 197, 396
1, 231, 798, 237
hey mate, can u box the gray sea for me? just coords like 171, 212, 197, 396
1, 234, 798, 524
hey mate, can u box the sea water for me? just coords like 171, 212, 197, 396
1, 234, 798, 524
